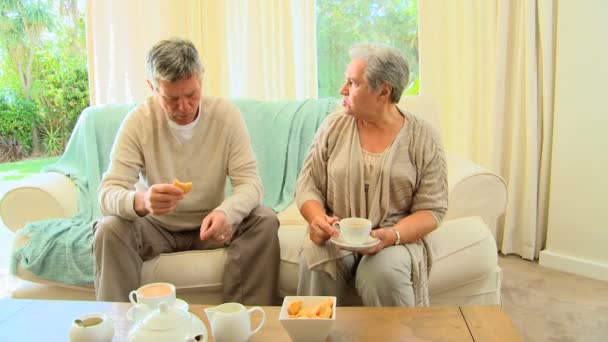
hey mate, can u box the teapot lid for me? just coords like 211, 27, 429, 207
141, 302, 189, 330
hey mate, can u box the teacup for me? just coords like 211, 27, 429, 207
334, 217, 372, 244
129, 282, 176, 309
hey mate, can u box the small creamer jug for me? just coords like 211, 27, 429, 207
204, 303, 265, 342
69, 312, 114, 342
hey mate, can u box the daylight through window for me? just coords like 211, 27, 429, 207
316, 0, 419, 98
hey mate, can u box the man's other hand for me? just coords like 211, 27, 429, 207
200, 210, 233, 244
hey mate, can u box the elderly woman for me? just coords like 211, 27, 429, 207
296, 43, 448, 306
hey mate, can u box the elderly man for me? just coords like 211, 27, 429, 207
94, 38, 279, 305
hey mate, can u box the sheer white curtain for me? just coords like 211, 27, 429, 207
86, 0, 316, 105
222, 1, 317, 99
420, 0, 557, 259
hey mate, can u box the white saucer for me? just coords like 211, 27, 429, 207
127, 298, 189, 321
330, 236, 380, 252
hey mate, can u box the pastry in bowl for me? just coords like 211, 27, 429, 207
279, 296, 336, 342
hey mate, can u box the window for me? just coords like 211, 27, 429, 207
0, 0, 88, 162
316, 0, 419, 98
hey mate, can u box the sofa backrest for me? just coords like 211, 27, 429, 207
54, 98, 338, 215
398, 95, 441, 131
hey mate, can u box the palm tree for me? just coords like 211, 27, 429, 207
0, 0, 55, 156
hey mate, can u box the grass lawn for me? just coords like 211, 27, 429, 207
0, 157, 60, 181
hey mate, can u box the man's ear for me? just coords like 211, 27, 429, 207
146, 80, 155, 92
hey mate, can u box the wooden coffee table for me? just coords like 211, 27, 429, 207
0, 299, 521, 341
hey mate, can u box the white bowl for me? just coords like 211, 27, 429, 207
279, 296, 336, 342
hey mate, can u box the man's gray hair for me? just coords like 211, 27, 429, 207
146, 38, 204, 89
349, 43, 409, 103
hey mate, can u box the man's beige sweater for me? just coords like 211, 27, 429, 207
98, 96, 263, 230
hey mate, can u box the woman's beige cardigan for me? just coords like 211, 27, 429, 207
296, 108, 448, 306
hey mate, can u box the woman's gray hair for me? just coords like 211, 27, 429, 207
146, 38, 204, 89
349, 43, 409, 103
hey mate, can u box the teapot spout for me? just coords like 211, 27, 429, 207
186, 333, 206, 342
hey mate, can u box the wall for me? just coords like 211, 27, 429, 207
539, 0, 608, 281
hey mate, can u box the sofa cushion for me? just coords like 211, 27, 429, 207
10, 208, 309, 297
141, 249, 227, 291
276, 202, 307, 226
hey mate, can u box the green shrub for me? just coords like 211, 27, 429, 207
404, 77, 419, 96
34, 50, 89, 155
0, 94, 39, 156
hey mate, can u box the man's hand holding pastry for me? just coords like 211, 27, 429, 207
134, 182, 185, 216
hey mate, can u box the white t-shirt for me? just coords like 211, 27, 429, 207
167, 108, 202, 143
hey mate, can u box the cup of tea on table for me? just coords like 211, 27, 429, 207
129, 282, 176, 308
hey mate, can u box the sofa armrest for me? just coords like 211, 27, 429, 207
0, 172, 78, 232
445, 153, 508, 238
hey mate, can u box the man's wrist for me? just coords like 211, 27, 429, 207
133, 191, 149, 216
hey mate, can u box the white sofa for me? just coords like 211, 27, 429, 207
0, 96, 507, 306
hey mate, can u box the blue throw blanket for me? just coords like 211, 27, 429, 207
10, 104, 136, 285
11, 98, 336, 286
231, 98, 337, 212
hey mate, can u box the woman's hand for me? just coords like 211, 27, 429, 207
309, 214, 340, 246
358, 228, 397, 255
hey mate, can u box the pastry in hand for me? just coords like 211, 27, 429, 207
172, 178, 192, 193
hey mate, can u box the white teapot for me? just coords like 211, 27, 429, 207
127, 301, 208, 342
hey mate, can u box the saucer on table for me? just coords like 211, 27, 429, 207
329, 236, 380, 252
171, 298, 189, 311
